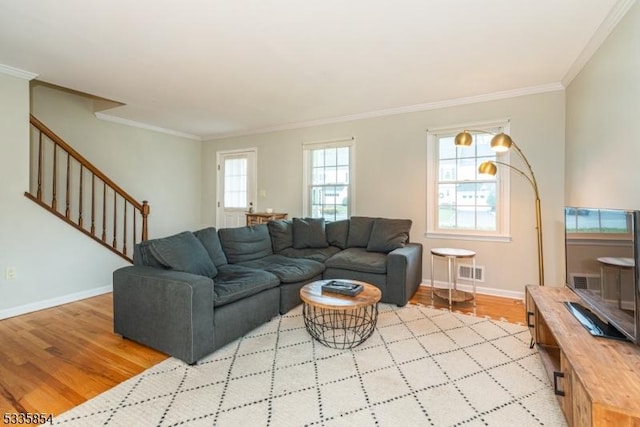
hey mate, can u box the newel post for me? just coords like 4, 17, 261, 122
141, 200, 150, 241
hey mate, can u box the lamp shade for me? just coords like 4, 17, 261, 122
490, 133, 513, 152
478, 161, 497, 176
454, 131, 473, 147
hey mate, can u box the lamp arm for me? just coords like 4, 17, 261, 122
506, 141, 540, 199
490, 159, 544, 286
491, 161, 539, 199
463, 129, 539, 197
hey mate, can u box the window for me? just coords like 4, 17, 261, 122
427, 122, 510, 240
565, 208, 630, 235
303, 138, 354, 221
223, 157, 248, 208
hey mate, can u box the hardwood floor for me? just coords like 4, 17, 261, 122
0, 293, 166, 417
410, 285, 526, 324
0, 286, 525, 417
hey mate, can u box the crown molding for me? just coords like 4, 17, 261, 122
205, 82, 564, 141
562, 0, 636, 86
94, 112, 202, 141
0, 63, 38, 80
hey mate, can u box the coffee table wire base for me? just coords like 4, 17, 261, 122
302, 303, 379, 349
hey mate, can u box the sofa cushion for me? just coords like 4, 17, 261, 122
292, 217, 329, 249
347, 216, 376, 248
133, 241, 166, 269
279, 246, 341, 263
146, 231, 218, 277
325, 247, 387, 274
237, 254, 325, 283
194, 227, 228, 266
218, 224, 274, 264
366, 218, 412, 253
213, 265, 280, 307
326, 219, 349, 249
267, 219, 293, 253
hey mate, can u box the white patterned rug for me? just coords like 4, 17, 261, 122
53, 304, 566, 426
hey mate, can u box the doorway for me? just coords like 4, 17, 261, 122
216, 149, 257, 229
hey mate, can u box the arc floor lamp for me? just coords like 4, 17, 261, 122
455, 130, 544, 286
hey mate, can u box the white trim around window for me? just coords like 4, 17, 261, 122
302, 137, 355, 219
425, 120, 512, 242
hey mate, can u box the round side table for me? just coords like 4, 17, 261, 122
430, 247, 477, 309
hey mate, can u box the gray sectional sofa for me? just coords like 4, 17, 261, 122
113, 216, 423, 364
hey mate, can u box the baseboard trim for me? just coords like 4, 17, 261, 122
419, 280, 525, 301
0, 285, 113, 320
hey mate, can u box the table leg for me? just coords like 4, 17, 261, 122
431, 253, 435, 302
617, 268, 622, 309
472, 256, 477, 307
448, 256, 453, 309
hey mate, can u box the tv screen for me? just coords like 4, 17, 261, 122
564, 207, 639, 343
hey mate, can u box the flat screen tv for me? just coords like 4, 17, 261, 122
564, 207, 640, 343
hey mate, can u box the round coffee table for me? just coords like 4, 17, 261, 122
300, 280, 381, 349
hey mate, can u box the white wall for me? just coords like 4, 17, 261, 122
0, 79, 202, 318
565, 1, 640, 209
203, 91, 566, 297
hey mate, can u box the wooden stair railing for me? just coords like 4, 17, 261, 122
25, 115, 150, 262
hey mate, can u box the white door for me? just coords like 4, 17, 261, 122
217, 149, 257, 229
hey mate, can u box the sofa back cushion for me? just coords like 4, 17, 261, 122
193, 227, 228, 267
267, 219, 293, 253
133, 241, 165, 268
366, 218, 412, 253
346, 216, 376, 248
292, 217, 328, 249
218, 224, 274, 263
144, 231, 218, 277
326, 219, 349, 249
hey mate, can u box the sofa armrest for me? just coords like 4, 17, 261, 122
386, 243, 423, 306
113, 265, 215, 364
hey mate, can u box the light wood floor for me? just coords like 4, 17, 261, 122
0, 286, 525, 417
411, 285, 526, 324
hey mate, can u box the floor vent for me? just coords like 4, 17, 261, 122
457, 264, 485, 282
569, 273, 601, 291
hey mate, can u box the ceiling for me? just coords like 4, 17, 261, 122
0, 0, 631, 140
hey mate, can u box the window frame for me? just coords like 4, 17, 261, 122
302, 137, 355, 221
426, 121, 511, 242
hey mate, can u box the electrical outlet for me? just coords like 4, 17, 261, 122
5, 267, 16, 280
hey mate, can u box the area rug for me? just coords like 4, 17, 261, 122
52, 304, 566, 426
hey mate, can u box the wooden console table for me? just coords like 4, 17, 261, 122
526, 285, 640, 426
245, 212, 287, 226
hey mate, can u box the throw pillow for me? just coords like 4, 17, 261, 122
326, 219, 349, 249
366, 218, 412, 253
292, 217, 329, 249
267, 219, 293, 252
194, 227, 228, 267
346, 216, 376, 248
148, 231, 218, 277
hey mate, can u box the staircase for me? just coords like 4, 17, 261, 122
24, 115, 150, 262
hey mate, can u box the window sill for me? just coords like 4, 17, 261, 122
425, 232, 512, 243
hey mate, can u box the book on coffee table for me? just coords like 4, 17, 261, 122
321, 280, 363, 296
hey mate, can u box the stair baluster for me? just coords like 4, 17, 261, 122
25, 115, 149, 262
